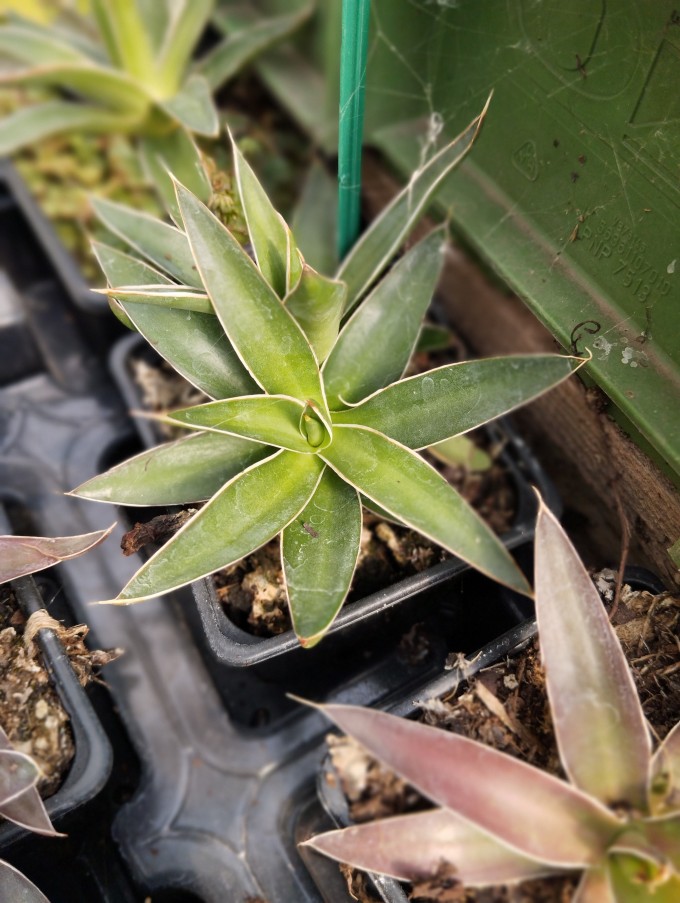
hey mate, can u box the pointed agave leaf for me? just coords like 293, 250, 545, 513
332, 355, 581, 448
303, 808, 560, 885
167, 395, 313, 453
631, 814, 680, 871
91, 197, 201, 287
135, 0, 169, 52
99, 285, 213, 315
0, 781, 62, 837
283, 469, 361, 646
573, 868, 615, 903
0, 749, 40, 809
159, 74, 218, 137
89, 0, 156, 86
535, 502, 652, 811
0, 63, 150, 114
138, 126, 212, 222
0, 22, 93, 66
127, 303, 258, 401
92, 241, 170, 287
0, 101, 137, 156
315, 704, 621, 868
323, 228, 446, 407
90, 0, 124, 66
322, 426, 530, 596
284, 266, 347, 364
337, 96, 490, 314
92, 240, 166, 329
231, 136, 301, 296
156, 0, 213, 93
71, 432, 271, 506
92, 243, 257, 400
0, 862, 51, 903
429, 435, 493, 472
175, 181, 325, 405
290, 159, 338, 276
111, 451, 325, 604
0, 526, 114, 584
199, 2, 314, 91
651, 722, 680, 812
0, 738, 61, 837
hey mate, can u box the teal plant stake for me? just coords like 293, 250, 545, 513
337, 0, 371, 260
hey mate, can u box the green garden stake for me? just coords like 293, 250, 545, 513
337, 0, 371, 260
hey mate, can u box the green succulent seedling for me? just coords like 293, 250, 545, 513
0, 0, 313, 214
72, 104, 581, 647
303, 501, 680, 900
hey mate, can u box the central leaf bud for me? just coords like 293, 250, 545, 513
300, 401, 331, 450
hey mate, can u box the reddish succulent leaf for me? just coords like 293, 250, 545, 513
0, 729, 62, 837
651, 722, 680, 812
626, 814, 680, 872
0, 526, 114, 584
534, 501, 651, 811
315, 703, 621, 868
303, 808, 562, 885
0, 861, 51, 903
0, 784, 62, 837
0, 749, 40, 810
573, 867, 615, 902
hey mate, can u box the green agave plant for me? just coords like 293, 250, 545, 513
0, 0, 312, 214
72, 106, 581, 647
303, 501, 680, 901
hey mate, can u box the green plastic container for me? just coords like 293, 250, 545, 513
220, 0, 680, 483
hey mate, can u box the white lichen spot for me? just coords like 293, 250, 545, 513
503, 674, 519, 690
421, 376, 435, 401
621, 346, 648, 369
621, 347, 635, 366
592, 336, 614, 360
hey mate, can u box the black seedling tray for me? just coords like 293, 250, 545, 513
1, 162, 105, 315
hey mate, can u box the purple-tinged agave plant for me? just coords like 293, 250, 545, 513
0, 527, 112, 901
72, 105, 583, 647
302, 501, 680, 901
0, 724, 62, 901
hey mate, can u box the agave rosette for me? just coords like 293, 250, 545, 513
74, 106, 581, 646
0, 0, 312, 214
303, 502, 680, 899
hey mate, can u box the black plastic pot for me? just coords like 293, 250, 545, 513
110, 331, 559, 670
0, 525, 113, 852
0, 162, 105, 315
309, 568, 667, 902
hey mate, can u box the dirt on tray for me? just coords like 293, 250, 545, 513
0, 585, 120, 797
327, 574, 680, 901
